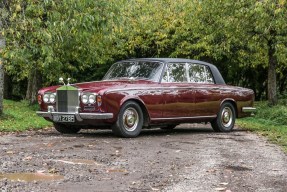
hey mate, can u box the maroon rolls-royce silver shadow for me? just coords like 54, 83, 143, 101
36, 58, 256, 137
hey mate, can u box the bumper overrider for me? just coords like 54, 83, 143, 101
242, 107, 256, 113
36, 106, 113, 122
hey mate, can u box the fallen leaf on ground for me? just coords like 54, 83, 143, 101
106, 169, 127, 173
23, 156, 33, 161
219, 182, 229, 185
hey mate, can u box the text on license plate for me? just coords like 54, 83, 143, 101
53, 115, 75, 122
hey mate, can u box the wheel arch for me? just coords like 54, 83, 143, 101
220, 99, 238, 118
121, 98, 150, 127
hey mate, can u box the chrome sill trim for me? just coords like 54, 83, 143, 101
242, 107, 256, 113
151, 115, 216, 121
36, 111, 113, 121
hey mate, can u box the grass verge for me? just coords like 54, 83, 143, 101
0, 100, 52, 132
236, 100, 287, 153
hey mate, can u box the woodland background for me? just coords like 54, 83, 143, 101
0, 0, 287, 115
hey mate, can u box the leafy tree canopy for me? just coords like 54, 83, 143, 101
0, 0, 286, 104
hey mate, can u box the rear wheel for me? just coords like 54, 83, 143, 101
211, 102, 235, 132
54, 123, 81, 134
112, 101, 143, 138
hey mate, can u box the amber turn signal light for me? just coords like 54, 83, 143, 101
37, 95, 42, 105
96, 96, 102, 106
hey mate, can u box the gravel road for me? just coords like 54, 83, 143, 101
0, 124, 286, 192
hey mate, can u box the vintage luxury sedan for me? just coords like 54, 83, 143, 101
37, 58, 256, 137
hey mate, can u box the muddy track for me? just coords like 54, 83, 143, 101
0, 124, 286, 192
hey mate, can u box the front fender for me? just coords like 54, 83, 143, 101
102, 92, 148, 122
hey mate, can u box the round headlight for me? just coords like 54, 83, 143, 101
82, 94, 88, 104
89, 94, 96, 104
50, 93, 56, 103
43, 94, 50, 103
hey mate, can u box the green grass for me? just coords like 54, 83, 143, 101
0, 100, 52, 132
237, 100, 287, 153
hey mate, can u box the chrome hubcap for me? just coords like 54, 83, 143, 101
221, 107, 233, 128
122, 108, 139, 132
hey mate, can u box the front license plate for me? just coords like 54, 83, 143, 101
53, 115, 75, 122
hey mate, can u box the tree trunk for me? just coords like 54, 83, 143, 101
0, 62, 4, 115
25, 67, 42, 104
267, 39, 277, 106
278, 69, 287, 95
3, 72, 11, 99
0, 20, 5, 115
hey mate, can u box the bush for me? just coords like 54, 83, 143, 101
254, 102, 287, 126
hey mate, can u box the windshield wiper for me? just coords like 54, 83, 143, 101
133, 77, 150, 80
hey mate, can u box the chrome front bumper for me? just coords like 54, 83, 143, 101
36, 106, 113, 122
242, 107, 256, 113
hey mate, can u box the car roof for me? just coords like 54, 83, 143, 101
121, 58, 208, 64
119, 58, 226, 85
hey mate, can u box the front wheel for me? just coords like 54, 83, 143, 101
211, 102, 236, 132
112, 101, 143, 138
54, 123, 81, 134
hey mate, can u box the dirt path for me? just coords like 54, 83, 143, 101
0, 124, 286, 192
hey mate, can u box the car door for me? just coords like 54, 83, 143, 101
188, 63, 221, 117
161, 63, 195, 118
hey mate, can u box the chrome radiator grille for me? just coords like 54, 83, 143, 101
56, 89, 79, 112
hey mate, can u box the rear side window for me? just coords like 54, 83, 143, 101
162, 63, 214, 84
188, 63, 214, 83
205, 67, 214, 83
162, 63, 187, 82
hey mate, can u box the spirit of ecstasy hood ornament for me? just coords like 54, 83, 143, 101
59, 77, 71, 85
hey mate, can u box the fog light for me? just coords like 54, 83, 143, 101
47, 106, 55, 112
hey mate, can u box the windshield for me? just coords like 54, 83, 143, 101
103, 61, 164, 82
